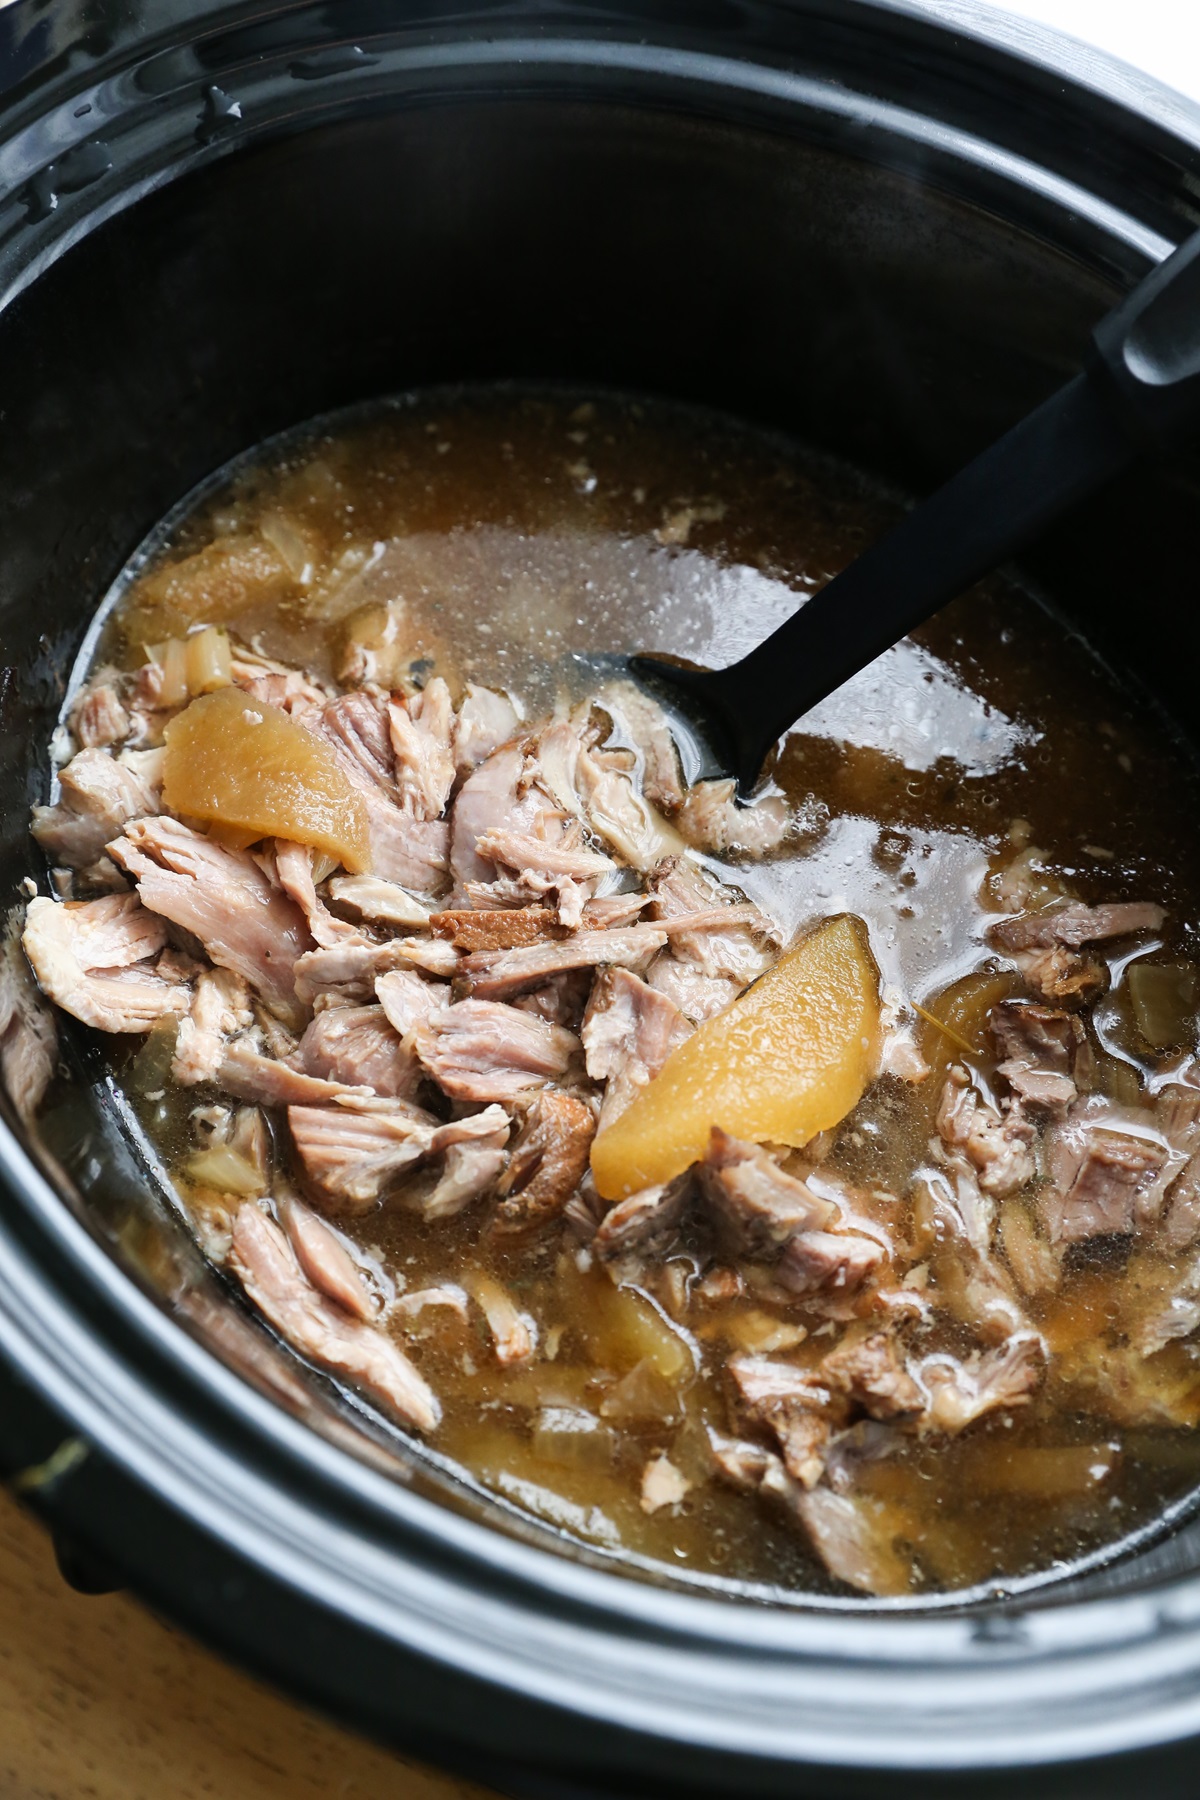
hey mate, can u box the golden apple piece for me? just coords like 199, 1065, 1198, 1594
591, 914, 880, 1199
162, 686, 370, 871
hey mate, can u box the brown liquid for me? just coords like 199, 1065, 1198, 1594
101, 388, 1200, 1599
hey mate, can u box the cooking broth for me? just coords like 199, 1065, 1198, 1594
17, 387, 1200, 1600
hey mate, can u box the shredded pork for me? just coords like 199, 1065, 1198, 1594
229, 1204, 439, 1429
108, 818, 311, 1025
19, 615, 1192, 1604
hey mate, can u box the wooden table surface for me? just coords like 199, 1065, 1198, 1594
0, 1485, 501, 1800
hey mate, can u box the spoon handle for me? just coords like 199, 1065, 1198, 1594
685, 226, 1200, 795
704, 373, 1129, 790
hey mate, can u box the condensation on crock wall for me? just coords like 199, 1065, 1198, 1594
0, 0, 1183, 325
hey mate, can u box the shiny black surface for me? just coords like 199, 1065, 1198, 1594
2, 3, 1200, 1793
657, 211, 1200, 791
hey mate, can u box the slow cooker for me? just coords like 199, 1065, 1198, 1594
2, 2, 1200, 1793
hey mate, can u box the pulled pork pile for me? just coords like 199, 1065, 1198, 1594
12, 635, 1196, 1596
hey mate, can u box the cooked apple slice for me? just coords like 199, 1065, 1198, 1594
591, 914, 879, 1199
162, 686, 370, 871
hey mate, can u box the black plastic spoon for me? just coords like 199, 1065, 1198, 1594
629, 226, 1200, 797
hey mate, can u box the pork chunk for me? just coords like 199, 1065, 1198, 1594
592, 1174, 692, 1271
642, 857, 771, 1022
936, 1064, 1036, 1197
279, 1194, 378, 1321
821, 1331, 924, 1421
1043, 1099, 1170, 1245
336, 598, 417, 690
416, 998, 582, 1103
319, 688, 393, 787
216, 1042, 373, 1109
367, 812, 450, 897
229, 1204, 439, 1430
534, 707, 681, 873
699, 1128, 836, 1258
581, 966, 692, 1126
475, 828, 614, 885
989, 902, 1166, 954
172, 968, 254, 1085
273, 839, 360, 949
573, 738, 682, 872
1000, 1064, 1077, 1113
990, 1000, 1081, 1073
647, 857, 777, 983
387, 678, 455, 820
491, 1090, 596, 1239
1130, 1252, 1200, 1356
318, 691, 449, 892
727, 1353, 830, 1420
726, 1356, 835, 1488
709, 1429, 788, 1495
777, 1230, 885, 1297
462, 925, 668, 1000
287, 1098, 441, 1213
108, 817, 311, 1024
230, 646, 330, 719
1165, 1154, 1200, 1251
289, 1097, 510, 1215
22, 892, 189, 1034
0, 912, 58, 1121
419, 1121, 510, 1221
988, 903, 1163, 1011
1011, 945, 1107, 1007
644, 954, 743, 1024
795, 1485, 909, 1596
593, 680, 685, 811
32, 747, 159, 869
990, 999, 1083, 1115
374, 967, 445, 1038
913, 1333, 1043, 1433
466, 1271, 537, 1365
674, 778, 789, 858
326, 874, 431, 929
912, 1159, 1029, 1343
452, 683, 521, 777
295, 937, 454, 1007
297, 1003, 417, 1098
1156, 1085, 1200, 1157
71, 673, 131, 750
449, 745, 550, 892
